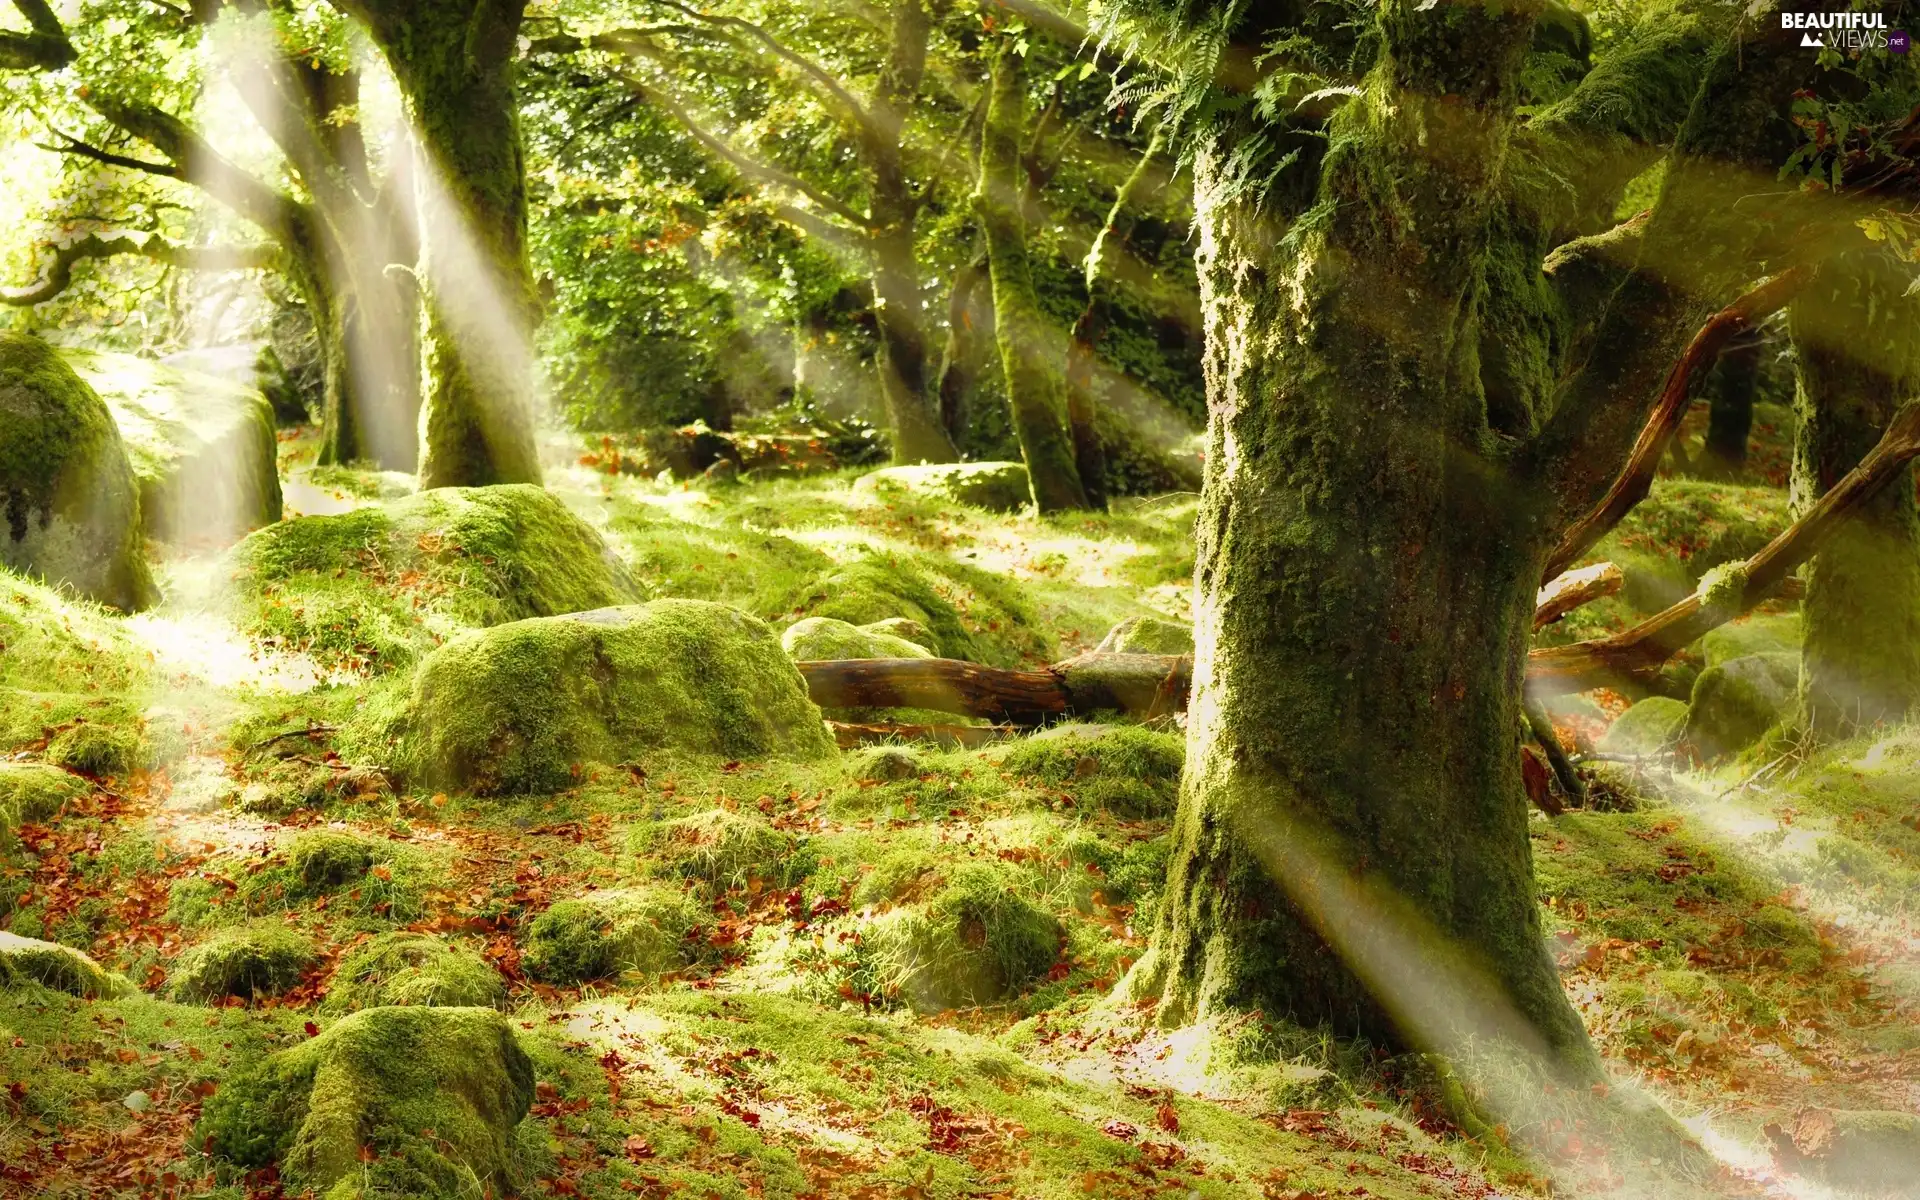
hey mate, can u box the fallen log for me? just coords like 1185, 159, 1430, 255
1533, 562, 1624, 629
1530, 402, 1920, 696
1542, 268, 1810, 584
827, 721, 1015, 749
796, 652, 1193, 724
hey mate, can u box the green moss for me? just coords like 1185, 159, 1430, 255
1597, 697, 1688, 757
388, 600, 834, 796
521, 887, 704, 983
0, 931, 134, 998
45, 700, 148, 777
197, 1005, 535, 1198
789, 551, 1048, 666
287, 831, 375, 893
324, 933, 506, 1012
845, 744, 925, 782
0, 761, 86, 843
855, 462, 1033, 512
229, 484, 638, 672
994, 724, 1185, 818
1093, 615, 1193, 655
167, 922, 320, 1003
1701, 610, 1802, 667
0, 333, 156, 612
635, 808, 802, 894
1685, 652, 1797, 759
780, 615, 934, 661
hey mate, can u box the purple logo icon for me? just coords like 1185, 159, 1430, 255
1893, 29, 1912, 53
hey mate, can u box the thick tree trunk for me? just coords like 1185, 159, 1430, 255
934, 242, 991, 445
865, 0, 956, 466
351, 0, 542, 488
1790, 259, 1920, 736
977, 43, 1088, 513
1700, 329, 1762, 477
1127, 4, 1593, 1072
315, 255, 419, 471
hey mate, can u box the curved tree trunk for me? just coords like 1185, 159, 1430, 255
1128, 8, 1593, 1070
1789, 259, 1920, 736
977, 42, 1088, 513
347, 0, 543, 488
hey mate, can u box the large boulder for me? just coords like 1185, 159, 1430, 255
198, 1006, 535, 1198
1598, 697, 1689, 758
855, 461, 1032, 512
1686, 652, 1798, 759
0, 930, 134, 998
0, 333, 155, 611
394, 599, 834, 795
64, 348, 282, 544
229, 484, 638, 672
788, 552, 1046, 667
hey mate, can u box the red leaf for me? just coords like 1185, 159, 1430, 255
304, 1021, 321, 1039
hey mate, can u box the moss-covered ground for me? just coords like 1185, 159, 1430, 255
2, 423, 1915, 1198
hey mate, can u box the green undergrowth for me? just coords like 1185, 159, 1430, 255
0, 569, 154, 772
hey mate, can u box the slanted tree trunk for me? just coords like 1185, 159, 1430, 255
1789, 258, 1920, 736
1699, 328, 1763, 477
1125, 4, 1591, 1067
865, 0, 957, 465
341, 0, 543, 488
976, 41, 1088, 512
934, 240, 992, 446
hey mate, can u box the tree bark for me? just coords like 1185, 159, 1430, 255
1700, 328, 1763, 477
934, 241, 992, 446
977, 41, 1088, 512
1789, 259, 1920, 736
341, 0, 543, 488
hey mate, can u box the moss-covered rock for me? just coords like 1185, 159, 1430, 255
860, 616, 936, 651
1598, 697, 1689, 758
788, 553, 1046, 666
0, 333, 155, 611
228, 483, 638, 672
1783, 1108, 1920, 1193
45, 702, 148, 777
0, 761, 87, 844
781, 616, 934, 661
635, 808, 801, 894
1701, 611, 1803, 667
392, 600, 833, 795
856, 462, 1032, 512
846, 745, 925, 783
1686, 652, 1798, 759
168, 922, 319, 1002
0, 930, 135, 998
286, 831, 376, 893
63, 348, 282, 544
1094, 615, 1193, 655
198, 1005, 534, 1198
324, 933, 505, 1012
521, 887, 704, 983
994, 723, 1185, 818
846, 865, 1061, 1012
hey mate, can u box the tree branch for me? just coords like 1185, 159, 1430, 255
638, 0, 876, 135
0, 0, 73, 69
36, 132, 181, 178
1539, 266, 1811, 583
2, 232, 279, 305
1529, 402, 1920, 696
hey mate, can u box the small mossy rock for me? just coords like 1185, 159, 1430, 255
1598, 697, 1690, 758
861, 865, 1061, 1012
0, 333, 155, 611
64, 348, 282, 544
635, 809, 800, 893
1686, 652, 1798, 760
1094, 616, 1193, 656
324, 933, 505, 1012
198, 1006, 534, 1198
847, 745, 924, 783
521, 887, 703, 983
398, 600, 832, 795
168, 922, 319, 1002
229, 483, 638, 673
0, 930, 134, 997
856, 462, 1031, 512
781, 616, 934, 661
861, 617, 935, 651
286, 831, 375, 893
789, 553, 1045, 666
46, 702, 147, 777
1702, 611, 1803, 667
0, 762, 87, 843
995, 724, 1185, 818
1782, 1108, 1920, 1193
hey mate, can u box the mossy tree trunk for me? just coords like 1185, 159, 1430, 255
866, 0, 957, 465
934, 238, 992, 447
338, 0, 544, 488
1699, 330, 1762, 478
1789, 258, 1920, 736
976, 41, 1088, 513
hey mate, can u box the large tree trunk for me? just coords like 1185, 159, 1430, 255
977, 42, 1088, 513
1127, 6, 1592, 1070
865, 0, 956, 465
348, 0, 543, 488
1700, 329, 1763, 478
1790, 258, 1920, 736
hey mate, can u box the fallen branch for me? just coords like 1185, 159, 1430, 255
797, 652, 1193, 724
827, 721, 1015, 749
1542, 268, 1811, 583
1530, 401, 1920, 696
1533, 561, 1624, 628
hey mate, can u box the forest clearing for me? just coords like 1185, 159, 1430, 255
1, 0, 1918, 1196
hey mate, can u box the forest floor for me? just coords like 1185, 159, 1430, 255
1, 411, 1916, 1200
